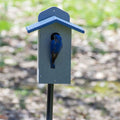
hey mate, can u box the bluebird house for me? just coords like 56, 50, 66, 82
26, 7, 85, 84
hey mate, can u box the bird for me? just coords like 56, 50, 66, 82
50, 33, 63, 68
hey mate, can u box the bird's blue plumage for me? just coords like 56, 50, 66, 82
50, 33, 62, 68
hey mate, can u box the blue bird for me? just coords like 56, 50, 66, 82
50, 33, 63, 68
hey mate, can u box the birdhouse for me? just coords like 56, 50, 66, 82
26, 7, 85, 84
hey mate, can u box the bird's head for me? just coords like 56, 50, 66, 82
51, 33, 62, 42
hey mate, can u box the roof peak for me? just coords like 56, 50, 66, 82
38, 7, 70, 22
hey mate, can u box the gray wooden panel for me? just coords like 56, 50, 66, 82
38, 23, 71, 84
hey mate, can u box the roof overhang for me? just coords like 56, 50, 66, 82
26, 16, 85, 34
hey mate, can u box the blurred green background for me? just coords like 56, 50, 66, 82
0, 0, 120, 120
0, 0, 120, 52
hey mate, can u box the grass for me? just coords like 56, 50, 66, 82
0, 40, 9, 46
15, 88, 32, 97
0, 59, 5, 68
12, 47, 24, 55
25, 55, 37, 61
92, 81, 120, 97
0, 54, 6, 69
107, 22, 120, 31
0, 20, 12, 31
62, 0, 120, 27
15, 88, 33, 109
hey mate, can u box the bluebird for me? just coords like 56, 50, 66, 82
50, 33, 63, 68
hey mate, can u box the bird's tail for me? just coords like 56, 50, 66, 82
50, 57, 55, 69
51, 63, 55, 68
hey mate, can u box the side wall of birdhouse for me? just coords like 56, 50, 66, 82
37, 23, 71, 84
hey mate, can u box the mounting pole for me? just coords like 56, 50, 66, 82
47, 84, 54, 120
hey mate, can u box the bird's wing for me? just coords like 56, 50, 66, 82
51, 40, 56, 52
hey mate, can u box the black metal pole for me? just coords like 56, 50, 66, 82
47, 84, 54, 120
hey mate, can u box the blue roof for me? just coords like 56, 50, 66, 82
26, 16, 85, 34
